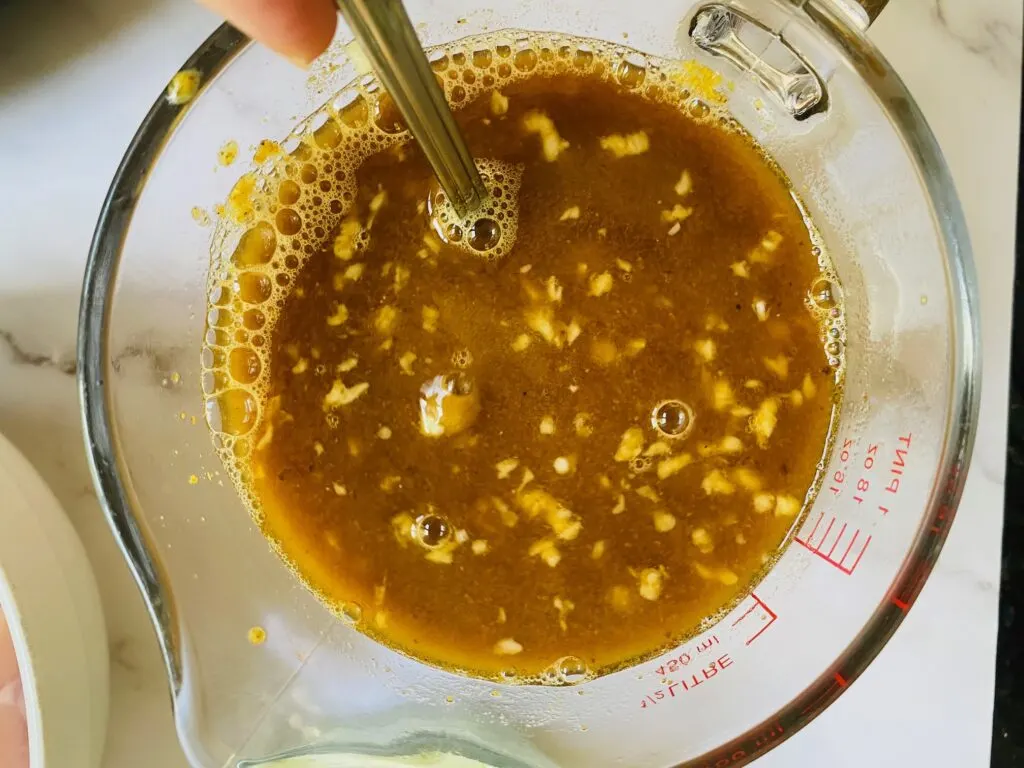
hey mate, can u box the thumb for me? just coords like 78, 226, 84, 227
199, 0, 339, 66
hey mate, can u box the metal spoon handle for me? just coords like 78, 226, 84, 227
335, 0, 486, 216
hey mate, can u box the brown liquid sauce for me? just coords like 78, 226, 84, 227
204, 33, 844, 684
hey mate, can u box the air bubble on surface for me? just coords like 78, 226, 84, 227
651, 400, 694, 439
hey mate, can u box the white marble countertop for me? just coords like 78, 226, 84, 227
0, 0, 1020, 765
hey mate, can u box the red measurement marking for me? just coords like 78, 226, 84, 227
639, 654, 734, 709
834, 672, 848, 687
885, 433, 913, 495
892, 596, 910, 612
730, 592, 777, 646
794, 513, 871, 575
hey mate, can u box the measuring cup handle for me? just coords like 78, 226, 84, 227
853, 0, 888, 25
816, 0, 889, 30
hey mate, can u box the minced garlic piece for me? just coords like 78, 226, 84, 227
731, 261, 750, 278
588, 271, 613, 297
398, 351, 417, 375
167, 69, 201, 104
644, 441, 672, 457
337, 357, 358, 373
217, 140, 238, 166
323, 380, 369, 409
749, 230, 784, 263
553, 456, 574, 475
636, 485, 661, 503
694, 338, 716, 362
545, 275, 564, 303
591, 540, 607, 559
492, 497, 518, 527
718, 436, 744, 454
750, 398, 780, 448
422, 232, 442, 255
616, 258, 633, 273
494, 637, 523, 655
497, 607, 507, 624
528, 537, 562, 567
525, 306, 558, 345
657, 453, 693, 479
753, 492, 775, 513
674, 170, 693, 197
608, 585, 632, 612
490, 89, 509, 115
393, 264, 410, 293
625, 338, 646, 357
702, 469, 736, 495
713, 380, 735, 411
553, 596, 575, 633
540, 416, 556, 435
326, 303, 349, 326
518, 488, 581, 540
614, 427, 645, 462
523, 111, 569, 161
802, 373, 818, 399
732, 468, 763, 492
343, 263, 365, 283
705, 314, 730, 332
374, 305, 399, 335
333, 217, 363, 260
421, 305, 439, 332
255, 424, 274, 451
566, 318, 583, 346
661, 204, 693, 223
511, 333, 532, 352
472, 539, 489, 555
764, 355, 789, 379
496, 458, 520, 479
292, 358, 309, 374
638, 567, 666, 601
775, 493, 801, 517
611, 493, 626, 515
377, 426, 392, 440
694, 563, 739, 585
752, 299, 769, 322
390, 512, 414, 545
574, 413, 594, 437
559, 206, 581, 221
653, 510, 677, 533
600, 131, 649, 157
691, 527, 714, 554
379, 475, 401, 492
590, 338, 617, 365
762, 230, 783, 251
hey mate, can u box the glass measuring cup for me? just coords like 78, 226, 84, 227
77, 0, 980, 765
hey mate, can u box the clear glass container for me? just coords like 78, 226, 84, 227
78, 0, 980, 765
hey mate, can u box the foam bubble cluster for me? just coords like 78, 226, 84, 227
428, 159, 523, 262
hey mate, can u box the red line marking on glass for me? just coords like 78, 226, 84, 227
827, 522, 847, 558
731, 592, 778, 646
794, 515, 871, 575
819, 518, 836, 546
806, 511, 824, 543
834, 672, 848, 687
731, 601, 758, 627
840, 529, 859, 564
891, 596, 909, 612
